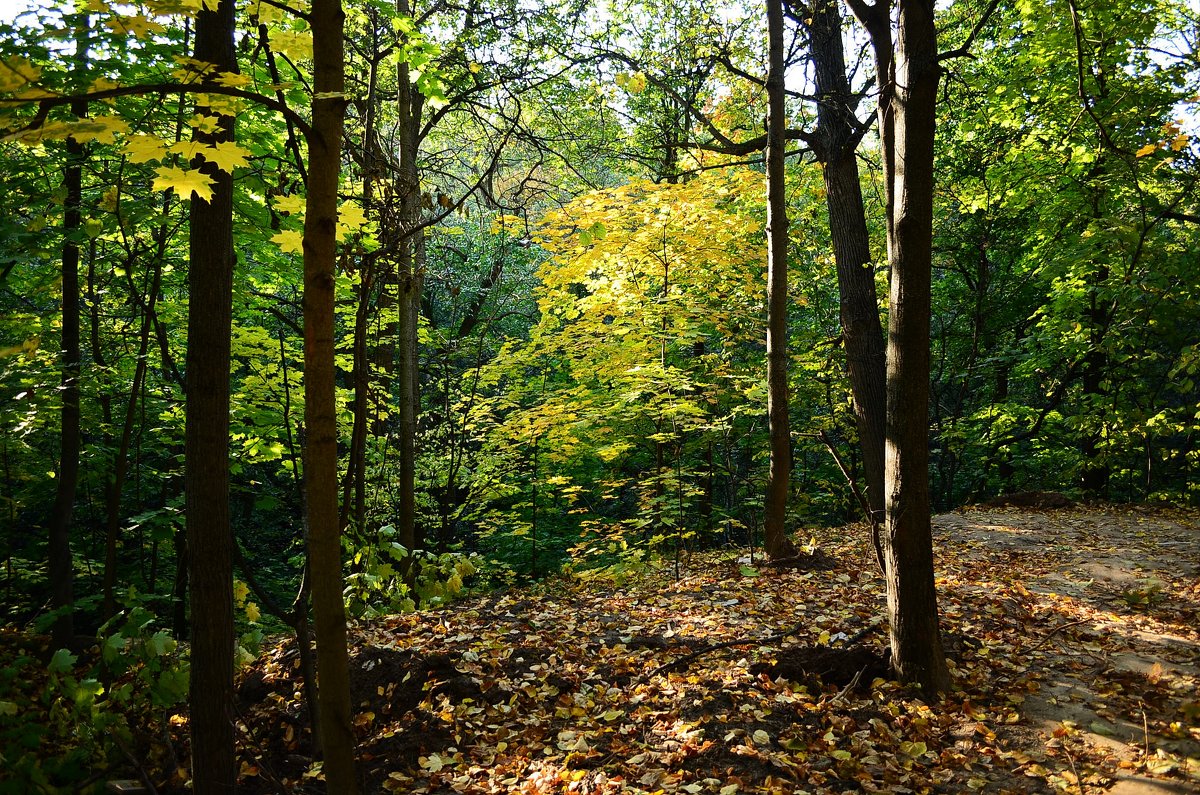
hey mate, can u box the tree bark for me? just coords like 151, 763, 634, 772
304, 0, 358, 788
882, 0, 951, 694
806, 0, 888, 523
395, 1, 426, 552
46, 16, 89, 650
763, 0, 797, 560
185, 0, 238, 789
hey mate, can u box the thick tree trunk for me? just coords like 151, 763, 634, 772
763, 0, 797, 561
304, 0, 358, 788
806, 0, 887, 523
882, 0, 951, 695
185, 1, 238, 790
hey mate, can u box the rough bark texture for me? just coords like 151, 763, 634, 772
807, 0, 887, 521
882, 0, 951, 695
185, 0, 238, 789
46, 20, 90, 650
304, 0, 358, 788
763, 0, 796, 561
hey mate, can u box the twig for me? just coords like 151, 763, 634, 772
1027, 619, 1091, 654
815, 430, 885, 576
1062, 743, 1084, 795
832, 665, 866, 702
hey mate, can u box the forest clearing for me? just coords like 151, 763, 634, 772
224, 504, 1200, 795
6, 505, 1198, 793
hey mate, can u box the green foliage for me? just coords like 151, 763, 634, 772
0, 600, 187, 794
344, 526, 480, 617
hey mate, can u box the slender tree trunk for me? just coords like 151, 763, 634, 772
47, 17, 89, 649
185, 0, 238, 789
763, 0, 797, 560
882, 0, 951, 694
395, 15, 426, 551
102, 259, 163, 619
806, 0, 888, 523
304, 0, 357, 788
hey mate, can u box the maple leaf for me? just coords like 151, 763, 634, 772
188, 113, 222, 134
201, 141, 251, 172
337, 201, 368, 240
271, 229, 304, 254
271, 29, 313, 60
169, 140, 208, 159
65, 115, 129, 145
104, 14, 166, 37
0, 56, 40, 92
213, 71, 253, 88
245, 602, 261, 623
273, 194, 306, 215
152, 166, 215, 202
123, 134, 168, 163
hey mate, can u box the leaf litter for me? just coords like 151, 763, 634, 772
228, 505, 1199, 794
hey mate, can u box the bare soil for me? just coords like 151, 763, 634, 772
938, 505, 1200, 793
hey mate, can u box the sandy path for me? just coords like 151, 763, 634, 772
935, 506, 1200, 793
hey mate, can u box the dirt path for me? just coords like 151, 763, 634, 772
935, 506, 1200, 793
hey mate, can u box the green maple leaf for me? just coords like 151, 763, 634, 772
152, 166, 215, 202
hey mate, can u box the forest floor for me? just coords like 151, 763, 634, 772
229, 504, 1200, 794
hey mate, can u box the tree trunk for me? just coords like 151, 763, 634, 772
763, 0, 797, 561
185, 1, 238, 790
304, 0, 358, 788
882, 0, 951, 695
806, 0, 888, 523
395, 9, 426, 552
46, 17, 89, 650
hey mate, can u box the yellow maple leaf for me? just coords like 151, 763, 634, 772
68, 115, 129, 145
169, 140, 208, 159
213, 71, 253, 88
232, 579, 249, 605
251, 0, 285, 24
272, 229, 304, 253
123, 134, 168, 163
1135, 142, 1158, 158
201, 141, 250, 172
152, 165, 215, 202
188, 113, 221, 134
0, 56, 40, 92
337, 201, 368, 239
271, 29, 313, 60
273, 194, 306, 215
1171, 133, 1189, 152
105, 14, 166, 37
89, 77, 119, 94
245, 602, 261, 623
194, 93, 244, 116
